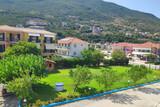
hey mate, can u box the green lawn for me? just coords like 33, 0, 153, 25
33, 66, 160, 102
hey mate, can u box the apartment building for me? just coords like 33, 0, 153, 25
112, 42, 160, 59
0, 25, 56, 55
57, 37, 88, 57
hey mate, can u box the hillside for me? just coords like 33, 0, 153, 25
0, 0, 160, 42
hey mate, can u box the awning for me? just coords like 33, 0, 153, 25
44, 34, 55, 38
29, 33, 40, 37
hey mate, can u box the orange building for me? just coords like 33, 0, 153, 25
0, 25, 56, 55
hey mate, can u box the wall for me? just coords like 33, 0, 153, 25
69, 42, 88, 57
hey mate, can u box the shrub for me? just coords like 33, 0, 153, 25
154, 61, 160, 65
0, 55, 45, 83
77, 86, 97, 96
103, 58, 129, 66
33, 92, 80, 107
128, 65, 153, 83
33, 99, 50, 107
52, 55, 86, 68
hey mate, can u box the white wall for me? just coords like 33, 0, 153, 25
45, 44, 57, 50
69, 42, 88, 57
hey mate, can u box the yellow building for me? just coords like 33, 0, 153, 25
0, 25, 56, 55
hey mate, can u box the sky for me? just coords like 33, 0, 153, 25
104, 0, 160, 18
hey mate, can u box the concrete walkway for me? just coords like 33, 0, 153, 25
57, 83, 160, 107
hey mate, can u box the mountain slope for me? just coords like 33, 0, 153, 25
0, 0, 159, 33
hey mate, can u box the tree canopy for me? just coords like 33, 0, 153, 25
69, 66, 92, 91
0, 55, 45, 83
3, 41, 40, 57
6, 74, 37, 99
95, 68, 117, 89
111, 50, 129, 65
81, 48, 104, 66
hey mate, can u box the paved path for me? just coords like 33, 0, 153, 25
57, 83, 160, 107
0, 95, 18, 107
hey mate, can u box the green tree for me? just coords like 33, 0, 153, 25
111, 50, 129, 65
0, 55, 44, 83
6, 73, 37, 100
69, 66, 92, 91
128, 65, 152, 83
3, 41, 40, 57
146, 54, 157, 63
95, 68, 117, 89
81, 48, 104, 66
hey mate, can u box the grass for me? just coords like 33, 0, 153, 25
33, 66, 160, 103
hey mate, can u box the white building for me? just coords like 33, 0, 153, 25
112, 42, 160, 60
57, 37, 88, 57
132, 47, 152, 58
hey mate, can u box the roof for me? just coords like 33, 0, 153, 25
58, 37, 88, 44
0, 25, 56, 36
112, 42, 160, 49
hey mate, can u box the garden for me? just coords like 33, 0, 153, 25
32, 66, 160, 106
0, 41, 160, 107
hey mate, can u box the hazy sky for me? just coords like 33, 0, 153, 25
104, 0, 160, 18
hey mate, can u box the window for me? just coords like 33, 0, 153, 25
0, 33, 5, 41
16, 34, 21, 41
9, 33, 14, 41
28, 36, 40, 43
44, 37, 53, 43
10, 34, 20, 42
74, 44, 77, 48
73, 52, 77, 55
0, 45, 5, 52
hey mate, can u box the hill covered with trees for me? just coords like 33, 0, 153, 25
0, 0, 160, 42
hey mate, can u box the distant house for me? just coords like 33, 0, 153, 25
57, 37, 88, 57
92, 25, 103, 35
26, 18, 48, 30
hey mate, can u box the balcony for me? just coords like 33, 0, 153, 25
9, 34, 21, 43
28, 36, 41, 43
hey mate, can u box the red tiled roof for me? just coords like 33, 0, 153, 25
112, 42, 160, 49
58, 37, 88, 44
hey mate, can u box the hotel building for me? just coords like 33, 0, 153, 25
0, 25, 56, 55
